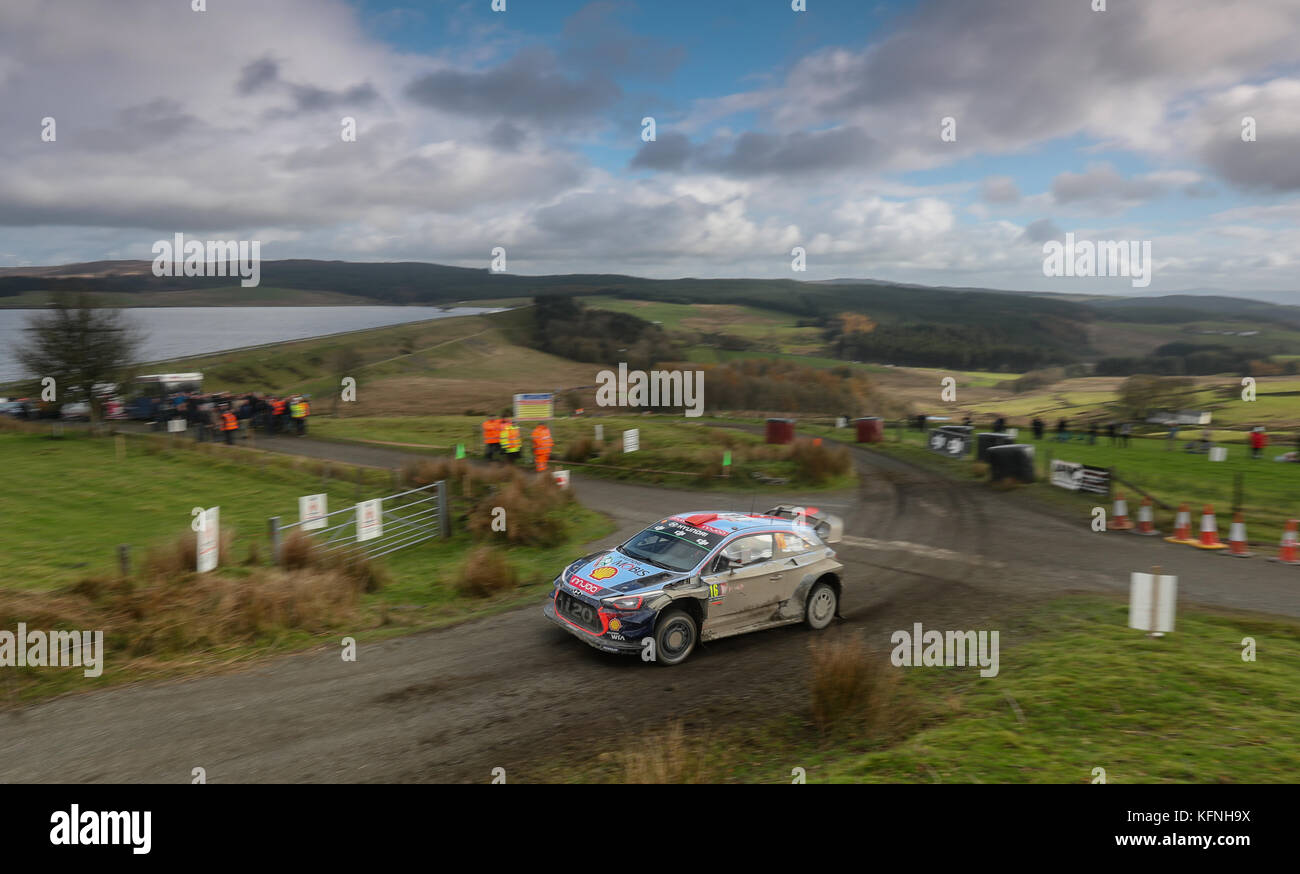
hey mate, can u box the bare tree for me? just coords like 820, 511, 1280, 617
15, 295, 144, 427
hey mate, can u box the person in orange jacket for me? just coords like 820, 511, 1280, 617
531, 423, 554, 472
220, 406, 239, 445
482, 417, 502, 460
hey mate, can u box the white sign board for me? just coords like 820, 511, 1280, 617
299, 494, 328, 531
594, 424, 604, 442
356, 499, 383, 543
1007, 428, 1018, 439
1209, 447, 1227, 462
836, 417, 847, 429
623, 429, 639, 453
196, 507, 220, 573
1050, 459, 1083, 490
167, 418, 186, 433
1129, 572, 1177, 633
552, 469, 570, 489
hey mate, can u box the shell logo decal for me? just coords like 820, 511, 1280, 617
591, 566, 617, 581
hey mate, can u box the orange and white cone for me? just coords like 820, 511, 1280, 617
1195, 504, 1228, 549
1107, 493, 1134, 530
1164, 503, 1197, 544
1221, 512, 1252, 557
1132, 496, 1160, 536
1269, 519, 1300, 565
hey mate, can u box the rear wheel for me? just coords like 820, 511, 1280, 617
805, 581, 837, 630
653, 609, 698, 666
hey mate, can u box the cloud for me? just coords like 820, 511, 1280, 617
1020, 218, 1062, 244
980, 176, 1021, 204
404, 49, 620, 126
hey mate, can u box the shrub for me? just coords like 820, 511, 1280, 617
455, 546, 517, 597
621, 722, 707, 784
808, 635, 901, 736
467, 473, 572, 546
788, 439, 852, 484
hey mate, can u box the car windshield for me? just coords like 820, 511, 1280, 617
621, 519, 727, 573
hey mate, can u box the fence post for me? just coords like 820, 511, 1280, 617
436, 479, 451, 538
117, 544, 131, 578
355, 467, 362, 502
269, 516, 281, 564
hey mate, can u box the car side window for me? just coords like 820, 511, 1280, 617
718, 534, 775, 569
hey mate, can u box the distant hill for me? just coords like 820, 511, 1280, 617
6, 259, 1300, 370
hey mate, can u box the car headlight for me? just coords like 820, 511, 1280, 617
601, 595, 644, 611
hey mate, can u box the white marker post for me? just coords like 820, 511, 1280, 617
196, 507, 220, 573
623, 429, 639, 453
299, 494, 328, 531
1129, 567, 1177, 637
552, 469, 570, 489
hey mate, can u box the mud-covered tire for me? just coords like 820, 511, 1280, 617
805, 581, 837, 630
653, 609, 698, 666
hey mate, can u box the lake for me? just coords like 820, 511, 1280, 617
0, 306, 502, 383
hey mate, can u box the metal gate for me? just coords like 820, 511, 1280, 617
269, 480, 449, 561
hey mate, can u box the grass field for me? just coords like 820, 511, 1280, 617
531, 595, 1300, 783
0, 426, 611, 609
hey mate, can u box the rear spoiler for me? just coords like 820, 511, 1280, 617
765, 505, 843, 544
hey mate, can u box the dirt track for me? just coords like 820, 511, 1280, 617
3, 434, 1299, 783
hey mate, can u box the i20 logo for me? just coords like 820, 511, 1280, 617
569, 577, 603, 595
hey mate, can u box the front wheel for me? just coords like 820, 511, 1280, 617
805, 581, 838, 630
653, 609, 698, 666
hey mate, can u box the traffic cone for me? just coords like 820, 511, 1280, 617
1195, 504, 1228, 549
1164, 503, 1197, 544
1132, 496, 1160, 536
1107, 493, 1134, 530
1221, 512, 1252, 557
1268, 519, 1300, 565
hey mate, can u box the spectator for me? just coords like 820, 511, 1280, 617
1107, 422, 1117, 445
1032, 418, 1044, 441
1119, 422, 1131, 448
1088, 422, 1098, 445
1056, 418, 1069, 442
1250, 426, 1268, 460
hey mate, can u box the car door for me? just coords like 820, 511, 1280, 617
699, 533, 780, 636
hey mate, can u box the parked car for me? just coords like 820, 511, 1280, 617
544, 506, 844, 665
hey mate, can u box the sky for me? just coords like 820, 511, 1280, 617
1, 0, 1299, 296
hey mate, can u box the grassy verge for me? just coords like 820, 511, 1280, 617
311, 414, 858, 492
523, 595, 1300, 783
0, 425, 613, 702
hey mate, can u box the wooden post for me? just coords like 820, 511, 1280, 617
117, 544, 131, 578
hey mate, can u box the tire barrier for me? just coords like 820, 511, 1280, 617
975, 431, 1014, 463
765, 418, 796, 445
854, 417, 883, 444
986, 443, 1035, 484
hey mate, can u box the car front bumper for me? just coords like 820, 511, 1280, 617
543, 598, 644, 655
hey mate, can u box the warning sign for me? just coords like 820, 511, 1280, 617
356, 499, 383, 542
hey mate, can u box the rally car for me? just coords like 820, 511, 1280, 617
544, 506, 844, 665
